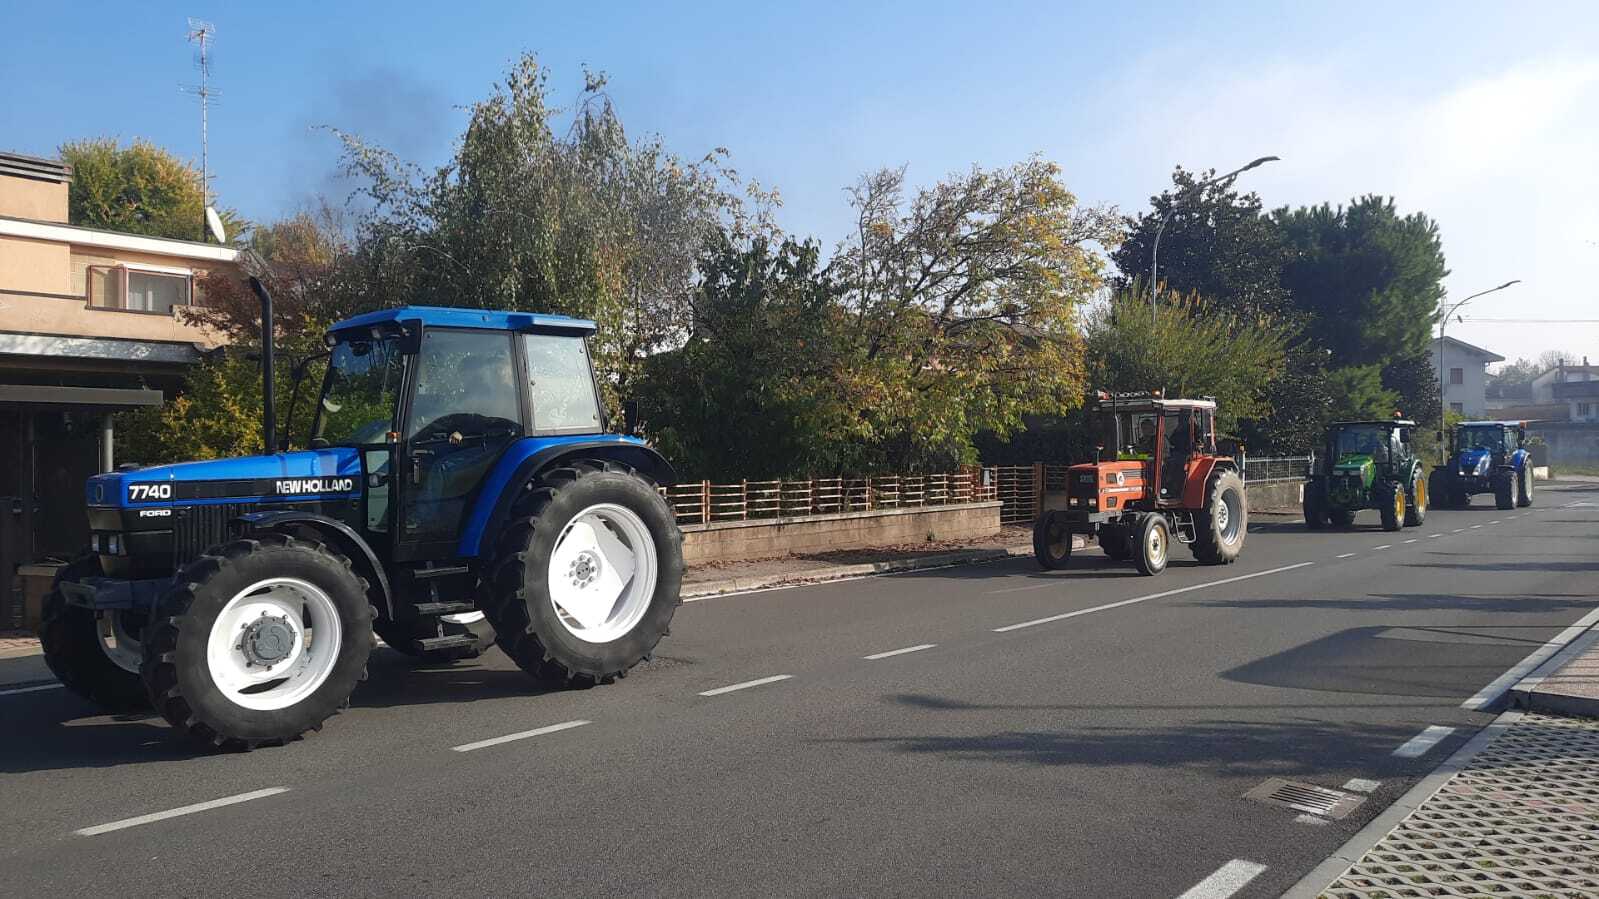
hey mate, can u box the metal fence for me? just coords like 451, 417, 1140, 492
1241, 455, 1310, 483
660, 470, 996, 526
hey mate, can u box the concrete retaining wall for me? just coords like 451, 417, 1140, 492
681, 501, 1002, 566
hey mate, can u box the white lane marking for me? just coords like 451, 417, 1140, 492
1463, 605, 1599, 710
1452, 528, 1465, 533
1176, 859, 1268, 899
451, 719, 591, 753
1469, 524, 1483, 529
1343, 778, 1381, 793
0, 683, 64, 697
991, 562, 1315, 633
863, 644, 936, 660
1295, 813, 1330, 826
1393, 725, 1457, 758
1489, 520, 1501, 524
1373, 544, 1392, 550
1428, 533, 1443, 538
1336, 552, 1357, 559
75, 787, 289, 836
1403, 539, 1418, 544
698, 674, 793, 697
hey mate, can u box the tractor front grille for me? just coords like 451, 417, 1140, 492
172, 502, 256, 570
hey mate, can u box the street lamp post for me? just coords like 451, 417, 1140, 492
1435, 279, 1522, 461
1149, 155, 1280, 325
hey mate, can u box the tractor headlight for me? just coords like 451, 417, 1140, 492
107, 534, 122, 555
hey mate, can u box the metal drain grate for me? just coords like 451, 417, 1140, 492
1245, 778, 1365, 820
1321, 713, 1599, 898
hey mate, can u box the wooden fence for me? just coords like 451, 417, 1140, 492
660, 470, 996, 526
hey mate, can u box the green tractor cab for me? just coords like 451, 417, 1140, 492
1303, 419, 1427, 532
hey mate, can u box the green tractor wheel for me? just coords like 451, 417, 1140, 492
1378, 481, 1406, 532
1404, 468, 1427, 528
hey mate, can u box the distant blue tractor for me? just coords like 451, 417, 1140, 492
39, 296, 683, 749
1427, 420, 1534, 511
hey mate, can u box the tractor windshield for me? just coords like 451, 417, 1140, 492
314, 335, 405, 446
1332, 425, 1390, 460
1459, 427, 1506, 453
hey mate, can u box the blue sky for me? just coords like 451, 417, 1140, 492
5, 1, 1597, 363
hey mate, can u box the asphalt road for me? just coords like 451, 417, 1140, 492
3, 483, 1596, 898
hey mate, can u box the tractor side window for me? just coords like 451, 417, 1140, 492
523, 334, 602, 433
317, 336, 404, 446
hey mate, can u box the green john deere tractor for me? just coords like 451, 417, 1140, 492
1302, 419, 1427, 532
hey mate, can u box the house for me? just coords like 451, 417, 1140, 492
1433, 335, 1504, 418
0, 150, 238, 607
1524, 358, 1599, 422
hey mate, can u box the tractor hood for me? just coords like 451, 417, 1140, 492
1453, 448, 1492, 477
1332, 454, 1376, 483
88, 448, 363, 508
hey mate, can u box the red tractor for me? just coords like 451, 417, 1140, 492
1033, 391, 1247, 575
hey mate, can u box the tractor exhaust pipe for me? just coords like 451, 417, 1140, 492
249, 276, 277, 454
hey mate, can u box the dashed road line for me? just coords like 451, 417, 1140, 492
1176, 859, 1268, 899
1469, 524, 1483, 529
0, 683, 63, 698
451, 719, 591, 752
992, 562, 1315, 633
1452, 528, 1465, 533
1372, 544, 1392, 550
1489, 519, 1501, 524
1336, 552, 1357, 559
863, 644, 936, 660
698, 674, 793, 697
1392, 725, 1456, 758
1343, 778, 1381, 793
75, 787, 289, 836
1403, 539, 1418, 544
1463, 605, 1599, 710
1427, 533, 1443, 538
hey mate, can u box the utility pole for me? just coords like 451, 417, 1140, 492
183, 19, 217, 241
1149, 155, 1279, 325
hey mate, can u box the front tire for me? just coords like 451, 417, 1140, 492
484, 460, 683, 686
141, 535, 373, 749
1404, 468, 1427, 527
1517, 467, 1534, 507
38, 555, 148, 713
1379, 481, 1405, 532
1034, 512, 1073, 570
1303, 481, 1328, 530
1099, 524, 1130, 561
1132, 514, 1170, 576
1493, 472, 1515, 510
1193, 469, 1246, 564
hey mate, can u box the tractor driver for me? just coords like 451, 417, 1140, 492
1134, 418, 1158, 455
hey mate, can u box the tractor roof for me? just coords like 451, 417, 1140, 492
329, 306, 597, 337
1091, 391, 1216, 412
1330, 419, 1416, 428
1458, 420, 1527, 429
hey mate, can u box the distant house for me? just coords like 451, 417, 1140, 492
1433, 335, 1503, 418
0, 150, 238, 579
1531, 358, 1599, 423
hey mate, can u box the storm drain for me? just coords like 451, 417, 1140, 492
1245, 778, 1365, 820
1320, 712, 1599, 898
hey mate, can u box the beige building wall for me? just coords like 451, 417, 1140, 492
0, 235, 73, 295
0, 177, 68, 223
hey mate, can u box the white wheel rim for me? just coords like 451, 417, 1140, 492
97, 611, 143, 674
205, 577, 343, 712
546, 503, 658, 644
1147, 522, 1167, 567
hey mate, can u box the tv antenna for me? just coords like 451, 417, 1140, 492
182, 18, 219, 241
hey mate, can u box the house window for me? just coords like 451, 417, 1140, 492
1450, 402, 1464, 414
1580, 402, 1593, 418
1449, 367, 1464, 385
85, 265, 192, 314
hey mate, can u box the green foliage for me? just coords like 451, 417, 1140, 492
59, 138, 245, 241
1324, 364, 1398, 422
1081, 287, 1291, 435
1111, 167, 1292, 317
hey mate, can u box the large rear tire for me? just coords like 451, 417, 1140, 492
140, 535, 373, 750
38, 555, 149, 714
1034, 512, 1073, 570
1193, 469, 1247, 565
1379, 481, 1405, 532
1517, 467, 1534, 508
1404, 468, 1427, 528
1132, 514, 1170, 576
1493, 472, 1515, 510
484, 460, 682, 686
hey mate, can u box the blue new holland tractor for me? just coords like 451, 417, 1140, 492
39, 292, 683, 749
1426, 420, 1535, 511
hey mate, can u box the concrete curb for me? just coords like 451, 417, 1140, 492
681, 541, 1064, 600
1509, 621, 1599, 719
1280, 710, 1524, 899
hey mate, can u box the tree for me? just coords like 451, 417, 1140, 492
827, 159, 1119, 469
1082, 287, 1292, 436
1111, 167, 1292, 317
58, 138, 245, 241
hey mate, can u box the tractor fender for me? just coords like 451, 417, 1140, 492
1180, 458, 1235, 509
459, 436, 677, 559
1510, 448, 1531, 471
233, 510, 394, 620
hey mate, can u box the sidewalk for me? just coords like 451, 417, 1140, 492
1289, 624, 1599, 898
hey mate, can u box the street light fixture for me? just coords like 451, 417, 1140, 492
1149, 155, 1280, 324
1435, 279, 1522, 461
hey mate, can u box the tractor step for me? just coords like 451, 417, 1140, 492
411, 601, 477, 616
414, 634, 480, 653
410, 565, 471, 581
